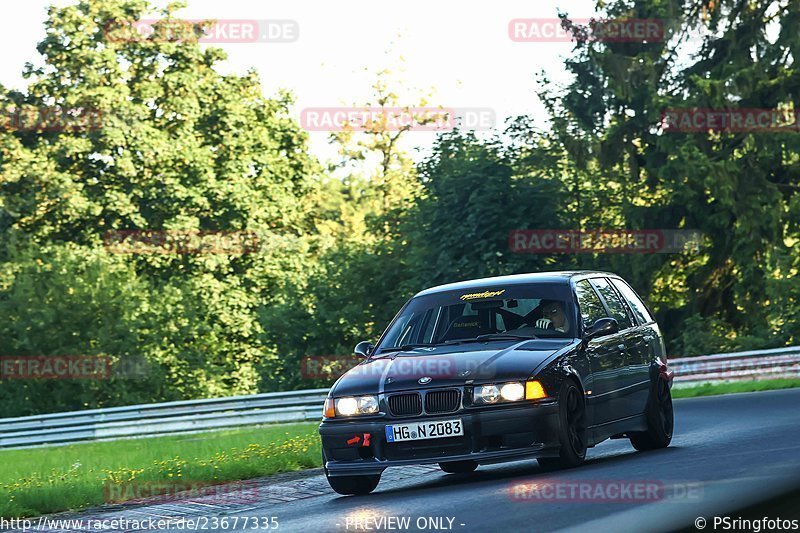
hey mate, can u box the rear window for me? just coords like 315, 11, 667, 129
591, 278, 633, 330
610, 278, 654, 324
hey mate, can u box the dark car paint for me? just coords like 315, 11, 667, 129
328, 339, 576, 398
319, 270, 671, 473
582, 276, 666, 426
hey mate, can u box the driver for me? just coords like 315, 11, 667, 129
535, 300, 570, 333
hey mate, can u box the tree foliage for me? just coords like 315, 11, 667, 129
1, 0, 798, 415
1, 0, 319, 413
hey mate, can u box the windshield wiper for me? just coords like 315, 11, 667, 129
445, 334, 537, 345
476, 333, 538, 341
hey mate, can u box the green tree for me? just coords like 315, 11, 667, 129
401, 131, 569, 290
0, 0, 320, 409
257, 67, 433, 390
525, 0, 800, 353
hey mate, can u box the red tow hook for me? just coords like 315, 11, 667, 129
346, 433, 372, 447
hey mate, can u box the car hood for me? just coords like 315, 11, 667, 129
329, 338, 579, 397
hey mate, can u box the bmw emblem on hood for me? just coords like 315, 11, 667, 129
418, 376, 432, 384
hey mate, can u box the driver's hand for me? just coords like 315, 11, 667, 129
535, 318, 554, 329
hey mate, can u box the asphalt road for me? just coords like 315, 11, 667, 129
22, 389, 800, 533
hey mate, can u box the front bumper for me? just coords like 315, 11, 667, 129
319, 401, 560, 476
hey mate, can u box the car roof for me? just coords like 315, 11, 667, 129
414, 271, 619, 297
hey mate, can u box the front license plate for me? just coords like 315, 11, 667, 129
385, 419, 463, 443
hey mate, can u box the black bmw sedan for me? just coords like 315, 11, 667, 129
319, 271, 674, 495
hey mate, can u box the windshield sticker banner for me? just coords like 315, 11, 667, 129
459, 290, 506, 301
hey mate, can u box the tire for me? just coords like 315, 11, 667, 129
537, 380, 587, 469
630, 376, 674, 451
322, 450, 381, 495
439, 460, 478, 474
325, 473, 381, 495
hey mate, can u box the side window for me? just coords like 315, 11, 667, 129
462, 304, 479, 317
574, 280, 608, 329
591, 278, 633, 330
610, 279, 654, 325
509, 298, 539, 317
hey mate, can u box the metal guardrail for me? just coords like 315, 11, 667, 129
0, 389, 329, 449
1, 346, 798, 448
670, 345, 800, 388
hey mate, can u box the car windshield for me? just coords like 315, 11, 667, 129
376, 283, 577, 354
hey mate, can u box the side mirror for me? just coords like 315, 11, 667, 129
584, 317, 619, 341
354, 341, 374, 358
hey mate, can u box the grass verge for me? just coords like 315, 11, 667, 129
672, 378, 800, 399
0, 422, 321, 518
9, 380, 798, 517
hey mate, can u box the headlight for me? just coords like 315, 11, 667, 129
338, 397, 359, 415
473, 384, 500, 404
333, 395, 379, 417
500, 382, 525, 401
473, 381, 546, 404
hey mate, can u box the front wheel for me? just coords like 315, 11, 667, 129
325, 473, 381, 495
630, 377, 673, 451
323, 449, 380, 495
537, 380, 587, 469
